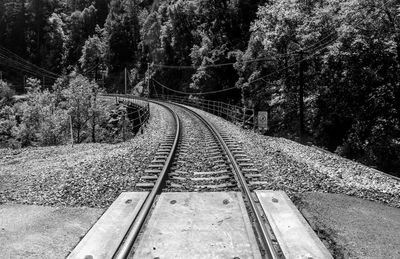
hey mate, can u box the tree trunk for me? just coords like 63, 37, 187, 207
92, 110, 96, 142
299, 52, 305, 140
92, 69, 97, 143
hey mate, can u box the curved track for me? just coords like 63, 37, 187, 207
171, 102, 279, 259
114, 101, 180, 259
112, 97, 279, 258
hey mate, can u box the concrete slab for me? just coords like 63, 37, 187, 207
0, 204, 103, 259
255, 190, 333, 259
132, 192, 261, 259
68, 192, 148, 259
299, 192, 400, 259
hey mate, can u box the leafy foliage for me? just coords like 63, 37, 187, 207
0, 74, 113, 147
61, 74, 105, 143
0, 80, 15, 103
240, 0, 400, 171
79, 27, 107, 77
105, 0, 140, 72
1, 0, 400, 173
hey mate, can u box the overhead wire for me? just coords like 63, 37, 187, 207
152, 78, 238, 95
151, 0, 395, 83
150, 35, 338, 94
0, 45, 60, 78
247, 36, 338, 84
247, 0, 396, 84
0, 54, 58, 80
152, 54, 299, 70
0, 51, 59, 80
0, 59, 58, 80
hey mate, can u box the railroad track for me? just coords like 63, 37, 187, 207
114, 99, 279, 258
69, 96, 333, 259
114, 100, 180, 258
169, 102, 281, 259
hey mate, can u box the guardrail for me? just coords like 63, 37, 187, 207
102, 94, 150, 139
154, 94, 256, 129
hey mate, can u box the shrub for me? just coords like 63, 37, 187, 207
61, 74, 102, 143
0, 80, 15, 106
0, 74, 118, 148
38, 106, 69, 146
9, 78, 70, 147
0, 105, 17, 147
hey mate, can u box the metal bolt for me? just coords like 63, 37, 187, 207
272, 198, 279, 203
125, 199, 132, 204
223, 199, 229, 205
170, 200, 177, 204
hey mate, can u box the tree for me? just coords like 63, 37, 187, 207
314, 0, 400, 169
0, 80, 15, 104
188, 0, 242, 101
105, 0, 140, 72
25, 0, 65, 67
0, 0, 26, 56
43, 13, 66, 74
79, 28, 107, 78
235, 0, 336, 136
64, 4, 97, 70
61, 74, 101, 143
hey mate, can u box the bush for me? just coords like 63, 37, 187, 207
1, 76, 82, 147
0, 74, 127, 148
38, 107, 69, 146
0, 80, 15, 106
61, 74, 104, 143
0, 105, 17, 147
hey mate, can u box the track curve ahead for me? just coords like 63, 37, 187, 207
114, 101, 181, 259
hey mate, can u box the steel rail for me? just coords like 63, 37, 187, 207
171, 102, 279, 259
113, 99, 181, 259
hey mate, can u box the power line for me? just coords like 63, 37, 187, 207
152, 78, 238, 95
0, 45, 60, 77
152, 54, 300, 70
150, 36, 337, 93
248, 36, 338, 84
0, 55, 58, 80
0, 54, 58, 80
153, 0, 396, 84
0, 58, 58, 81
249, 0, 396, 85
151, 33, 337, 71
0, 45, 60, 78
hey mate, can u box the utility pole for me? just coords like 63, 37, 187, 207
298, 51, 305, 141
23, 75, 26, 92
69, 115, 74, 147
101, 72, 105, 89
124, 67, 127, 95
92, 70, 97, 143
147, 62, 150, 98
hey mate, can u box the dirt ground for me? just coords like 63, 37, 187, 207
297, 192, 400, 259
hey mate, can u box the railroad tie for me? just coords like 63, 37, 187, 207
135, 182, 155, 188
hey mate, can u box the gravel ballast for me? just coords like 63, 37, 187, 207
0, 103, 172, 208
182, 104, 400, 258
188, 105, 400, 208
162, 104, 237, 192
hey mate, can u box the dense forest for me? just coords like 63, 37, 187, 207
1, 0, 400, 176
